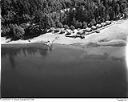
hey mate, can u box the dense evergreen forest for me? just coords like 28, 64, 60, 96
1, 0, 128, 40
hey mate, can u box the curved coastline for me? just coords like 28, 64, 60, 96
1, 19, 128, 48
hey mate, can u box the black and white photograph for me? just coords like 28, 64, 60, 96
1, 0, 128, 98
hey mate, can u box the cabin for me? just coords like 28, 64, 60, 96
85, 27, 92, 32
101, 23, 106, 27
106, 21, 111, 25
96, 24, 102, 28
91, 26, 97, 30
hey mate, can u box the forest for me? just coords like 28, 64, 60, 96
1, 0, 128, 40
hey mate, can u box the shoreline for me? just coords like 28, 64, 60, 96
1, 19, 128, 47
2, 41, 126, 61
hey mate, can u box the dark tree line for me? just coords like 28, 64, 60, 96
1, 0, 128, 39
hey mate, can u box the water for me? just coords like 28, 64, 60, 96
1, 44, 128, 98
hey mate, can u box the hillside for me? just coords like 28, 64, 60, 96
1, 0, 128, 40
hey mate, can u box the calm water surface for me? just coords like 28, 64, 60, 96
1, 44, 128, 98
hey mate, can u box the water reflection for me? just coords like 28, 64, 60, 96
2, 46, 49, 57
1, 45, 50, 69
1, 45, 127, 98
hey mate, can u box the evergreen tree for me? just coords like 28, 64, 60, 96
83, 21, 88, 29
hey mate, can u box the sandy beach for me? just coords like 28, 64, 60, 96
1, 19, 128, 47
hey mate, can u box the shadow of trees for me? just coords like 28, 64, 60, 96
1, 44, 51, 69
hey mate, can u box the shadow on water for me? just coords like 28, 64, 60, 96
2, 45, 50, 57
1, 44, 128, 98
1, 44, 50, 69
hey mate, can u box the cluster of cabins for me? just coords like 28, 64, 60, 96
47, 20, 112, 39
